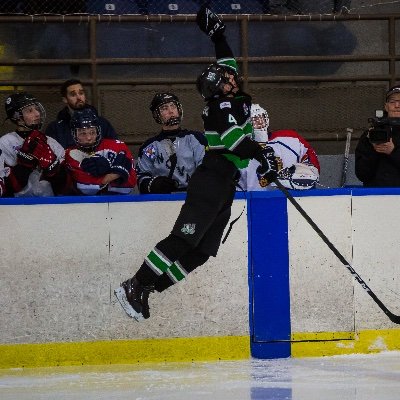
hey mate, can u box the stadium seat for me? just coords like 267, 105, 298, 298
210, 0, 265, 14
147, 0, 200, 15
86, 0, 139, 14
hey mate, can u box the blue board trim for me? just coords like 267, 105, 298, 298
0, 191, 248, 206
249, 193, 291, 359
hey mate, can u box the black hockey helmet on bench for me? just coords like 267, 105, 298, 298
70, 107, 102, 151
196, 63, 238, 101
149, 92, 183, 126
4, 92, 46, 130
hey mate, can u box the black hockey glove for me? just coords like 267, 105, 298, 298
41, 159, 61, 178
255, 145, 278, 187
110, 152, 132, 182
16, 150, 37, 169
148, 176, 178, 194
196, 6, 226, 42
81, 155, 112, 177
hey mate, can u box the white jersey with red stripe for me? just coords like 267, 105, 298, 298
0, 131, 65, 196
239, 129, 320, 191
65, 138, 137, 195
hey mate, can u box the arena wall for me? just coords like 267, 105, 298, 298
0, 189, 400, 368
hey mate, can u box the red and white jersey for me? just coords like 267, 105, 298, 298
239, 129, 320, 191
0, 131, 65, 196
65, 138, 137, 195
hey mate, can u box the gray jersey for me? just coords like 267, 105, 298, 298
136, 128, 206, 193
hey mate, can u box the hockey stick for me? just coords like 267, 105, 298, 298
274, 179, 400, 324
165, 139, 178, 180
340, 128, 353, 187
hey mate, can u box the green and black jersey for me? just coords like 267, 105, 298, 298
201, 37, 263, 167
201, 57, 253, 169
202, 93, 253, 169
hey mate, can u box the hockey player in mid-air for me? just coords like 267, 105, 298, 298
239, 103, 320, 191
114, 6, 279, 321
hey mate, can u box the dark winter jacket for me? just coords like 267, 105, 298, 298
355, 126, 400, 187
45, 105, 117, 149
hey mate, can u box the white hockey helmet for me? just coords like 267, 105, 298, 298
251, 103, 269, 142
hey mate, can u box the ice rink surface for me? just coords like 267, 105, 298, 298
0, 351, 399, 400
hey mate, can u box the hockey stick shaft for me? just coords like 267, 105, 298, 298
274, 179, 400, 324
340, 128, 353, 187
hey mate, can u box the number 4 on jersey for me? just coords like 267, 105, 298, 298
228, 114, 237, 124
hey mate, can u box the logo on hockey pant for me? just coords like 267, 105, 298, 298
181, 223, 196, 235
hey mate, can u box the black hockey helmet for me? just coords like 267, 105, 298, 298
70, 107, 102, 151
196, 63, 237, 101
4, 92, 46, 130
149, 92, 183, 126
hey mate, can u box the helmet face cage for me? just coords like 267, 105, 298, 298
5, 92, 46, 130
251, 104, 270, 131
70, 109, 102, 151
150, 93, 183, 126
196, 63, 234, 101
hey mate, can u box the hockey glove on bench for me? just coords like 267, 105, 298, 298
17, 130, 59, 175
110, 152, 132, 183
277, 163, 319, 190
147, 176, 178, 194
81, 155, 112, 177
255, 145, 278, 187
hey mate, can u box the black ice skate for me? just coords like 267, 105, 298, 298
114, 277, 154, 322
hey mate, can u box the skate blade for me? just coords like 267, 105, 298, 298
114, 286, 144, 322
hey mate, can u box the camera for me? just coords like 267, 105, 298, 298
368, 111, 400, 144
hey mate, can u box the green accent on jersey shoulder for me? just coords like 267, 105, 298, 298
217, 57, 238, 74
220, 119, 252, 151
221, 126, 246, 150
205, 118, 253, 155
242, 121, 253, 136
204, 131, 225, 149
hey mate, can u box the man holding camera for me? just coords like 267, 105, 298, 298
355, 84, 400, 186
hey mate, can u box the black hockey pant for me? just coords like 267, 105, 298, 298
136, 152, 238, 288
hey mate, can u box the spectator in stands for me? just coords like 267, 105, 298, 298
136, 92, 207, 194
0, 92, 65, 197
45, 79, 117, 149
239, 103, 320, 191
355, 84, 400, 187
64, 108, 136, 195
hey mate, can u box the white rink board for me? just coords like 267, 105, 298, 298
0, 199, 249, 344
108, 200, 249, 339
1, 191, 400, 349
0, 203, 110, 344
287, 195, 354, 333
352, 195, 400, 330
